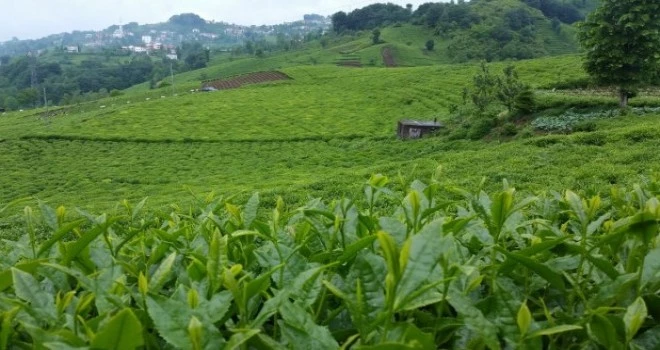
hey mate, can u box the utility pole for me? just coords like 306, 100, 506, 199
29, 51, 38, 108
29, 53, 37, 89
42, 86, 51, 126
170, 62, 175, 96
43, 87, 47, 109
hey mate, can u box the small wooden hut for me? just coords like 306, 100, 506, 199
397, 119, 443, 139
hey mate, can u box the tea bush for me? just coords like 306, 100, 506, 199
1, 175, 659, 349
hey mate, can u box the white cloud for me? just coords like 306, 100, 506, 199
0, 0, 432, 42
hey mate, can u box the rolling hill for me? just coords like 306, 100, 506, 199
4, 1, 660, 349
1, 52, 659, 214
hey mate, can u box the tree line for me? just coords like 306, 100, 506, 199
331, 0, 591, 33
0, 42, 211, 110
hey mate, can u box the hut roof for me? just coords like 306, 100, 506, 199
398, 120, 443, 127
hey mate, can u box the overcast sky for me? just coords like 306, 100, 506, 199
0, 0, 433, 42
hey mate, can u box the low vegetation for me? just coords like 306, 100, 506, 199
1, 175, 659, 348
1, 0, 660, 348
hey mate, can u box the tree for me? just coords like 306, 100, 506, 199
168, 13, 207, 28
4, 96, 18, 111
372, 29, 381, 44
16, 88, 38, 107
425, 39, 435, 51
470, 62, 498, 115
551, 17, 561, 34
496, 65, 525, 113
331, 11, 349, 33
578, 0, 660, 107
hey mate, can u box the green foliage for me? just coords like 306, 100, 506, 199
468, 118, 497, 140
332, 4, 411, 33
3, 96, 18, 111
514, 88, 537, 115
470, 62, 499, 115
532, 107, 660, 132
371, 29, 381, 45
0, 56, 658, 210
1, 177, 659, 348
425, 39, 434, 51
497, 65, 527, 114
455, 62, 536, 138
578, 0, 660, 107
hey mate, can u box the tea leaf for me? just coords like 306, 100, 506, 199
278, 301, 338, 350
528, 325, 583, 338
11, 268, 57, 322
517, 301, 532, 335
495, 247, 566, 291
624, 297, 648, 341
641, 247, 660, 289
149, 251, 177, 293
244, 192, 260, 229
91, 308, 144, 350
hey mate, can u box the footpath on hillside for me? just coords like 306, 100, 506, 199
382, 47, 397, 67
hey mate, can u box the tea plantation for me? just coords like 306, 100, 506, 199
1, 51, 659, 349
4, 55, 657, 212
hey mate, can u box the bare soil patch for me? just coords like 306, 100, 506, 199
202, 71, 291, 90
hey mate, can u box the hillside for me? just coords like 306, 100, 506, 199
1, 54, 660, 214
1, 0, 595, 113
331, 0, 585, 63
4, 1, 660, 348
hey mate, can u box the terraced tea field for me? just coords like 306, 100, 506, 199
1, 55, 659, 213
202, 71, 291, 90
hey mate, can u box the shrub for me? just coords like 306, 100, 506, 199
625, 129, 656, 143
1, 178, 659, 348
468, 118, 496, 140
500, 122, 518, 137
573, 121, 597, 132
425, 39, 435, 51
516, 126, 535, 139
573, 132, 607, 146
526, 135, 565, 147
447, 127, 469, 140
109, 89, 123, 97
513, 88, 536, 115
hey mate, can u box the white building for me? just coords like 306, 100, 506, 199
112, 25, 125, 39
65, 46, 79, 53
166, 53, 178, 60
141, 35, 152, 45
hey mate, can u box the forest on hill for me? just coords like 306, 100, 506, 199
332, 0, 598, 62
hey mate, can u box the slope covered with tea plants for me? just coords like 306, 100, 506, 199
1, 55, 660, 213
0, 175, 658, 349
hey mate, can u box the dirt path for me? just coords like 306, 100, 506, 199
381, 47, 397, 67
